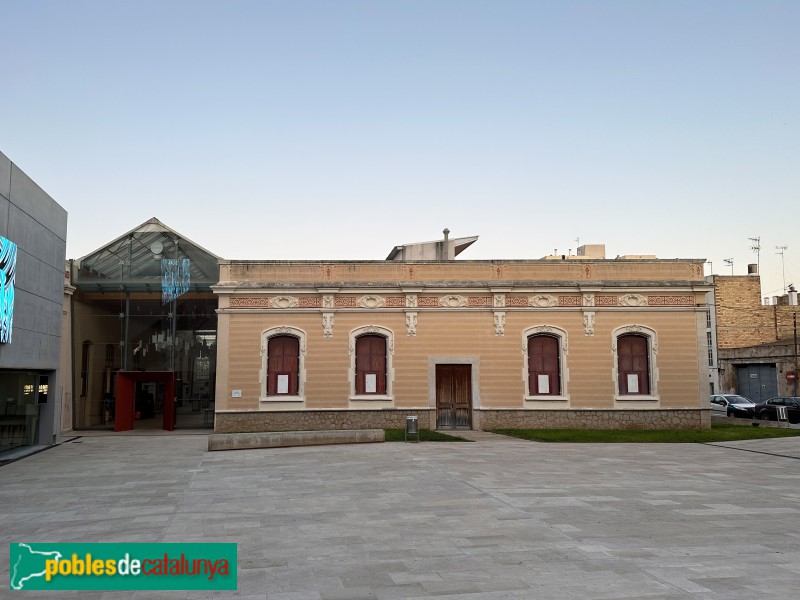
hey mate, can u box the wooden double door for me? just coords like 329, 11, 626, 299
436, 364, 472, 429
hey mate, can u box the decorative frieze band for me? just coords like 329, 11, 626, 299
228, 293, 695, 310
469, 296, 493, 307
386, 297, 405, 308
299, 297, 322, 308
334, 297, 357, 308
230, 297, 271, 308
596, 296, 617, 306
507, 296, 529, 307
558, 296, 582, 307
648, 296, 694, 306
418, 296, 439, 307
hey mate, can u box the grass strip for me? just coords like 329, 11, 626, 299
489, 423, 800, 443
384, 428, 473, 442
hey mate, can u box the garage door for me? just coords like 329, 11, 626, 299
736, 364, 777, 403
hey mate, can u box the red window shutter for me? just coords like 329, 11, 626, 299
267, 336, 300, 395
618, 335, 649, 395
356, 335, 386, 394
528, 335, 560, 395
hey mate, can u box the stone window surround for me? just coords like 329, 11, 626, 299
522, 325, 570, 403
260, 326, 307, 403
349, 325, 395, 403
612, 324, 660, 404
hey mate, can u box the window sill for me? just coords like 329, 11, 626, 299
349, 395, 393, 402
261, 396, 305, 403
615, 395, 659, 402
525, 396, 569, 402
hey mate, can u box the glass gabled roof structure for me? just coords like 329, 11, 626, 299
74, 218, 220, 292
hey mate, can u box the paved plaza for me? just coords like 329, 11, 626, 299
2, 431, 800, 599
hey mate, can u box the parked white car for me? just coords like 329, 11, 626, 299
709, 394, 756, 418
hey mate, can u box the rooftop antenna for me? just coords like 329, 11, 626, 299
776, 245, 788, 291
749, 236, 761, 274
723, 258, 734, 275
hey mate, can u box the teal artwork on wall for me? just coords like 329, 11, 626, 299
0, 235, 17, 343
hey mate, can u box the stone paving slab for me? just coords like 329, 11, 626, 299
2, 433, 800, 599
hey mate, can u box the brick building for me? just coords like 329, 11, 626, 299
708, 272, 800, 402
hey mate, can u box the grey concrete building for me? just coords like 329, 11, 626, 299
0, 151, 68, 456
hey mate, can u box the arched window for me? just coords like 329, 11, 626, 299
267, 335, 300, 396
612, 325, 659, 400
617, 334, 650, 395
349, 325, 394, 400
355, 335, 386, 395
527, 334, 560, 395
522, 326, 569, 401
260, 327, 306, 401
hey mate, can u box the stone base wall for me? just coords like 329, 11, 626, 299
478, 409, 710, 430
215, 410, 435, 433
215, 408, 710, 433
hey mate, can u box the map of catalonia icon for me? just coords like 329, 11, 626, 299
10, 543, 63, 590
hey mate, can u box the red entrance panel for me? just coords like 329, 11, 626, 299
114, 375, 135, 432
114, 371, 176, 432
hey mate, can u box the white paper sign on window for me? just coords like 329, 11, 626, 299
537, 374, 550, 394
365, 373, 377, 393
627, 373, 639, 394
277, 374, 289, 394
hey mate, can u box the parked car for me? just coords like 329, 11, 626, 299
710, 394, 757, 418
754, 397, 800, 423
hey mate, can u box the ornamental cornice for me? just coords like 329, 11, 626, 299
530, 294, 557, 308
270, 296, 299, 309
619, 294, 647, 307
440, 295, 467, 308
357, 295, 386, 309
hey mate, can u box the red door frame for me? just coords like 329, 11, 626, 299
114, 371, 176, 432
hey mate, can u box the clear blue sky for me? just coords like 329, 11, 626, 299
2, 1, 797, 297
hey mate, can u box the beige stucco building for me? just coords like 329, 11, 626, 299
213, 238, 712, 432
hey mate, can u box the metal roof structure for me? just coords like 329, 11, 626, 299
74, 218, 220, 292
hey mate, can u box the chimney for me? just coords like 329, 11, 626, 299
748, 263, 758, 275
441, 228, 452, 261
789, 284, 798, 306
